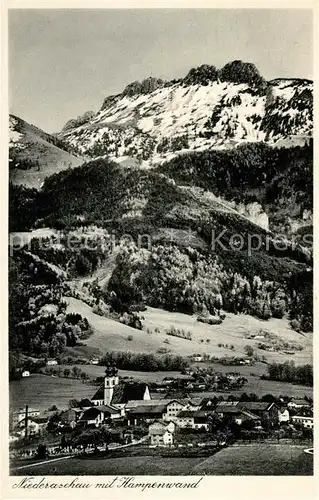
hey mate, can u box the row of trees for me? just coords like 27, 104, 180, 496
9, 252, 93, 358
107, 244, 311, 331
159, 142, 313, 230
99, 351, 189, 372
263, 361, 313, 386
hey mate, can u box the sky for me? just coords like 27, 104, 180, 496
9, 9, 313, 133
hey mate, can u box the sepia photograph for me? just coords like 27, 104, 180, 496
7, 6, 313, 478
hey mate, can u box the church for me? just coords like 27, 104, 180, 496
91, 365, 151, 413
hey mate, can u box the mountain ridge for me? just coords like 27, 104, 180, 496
58, 68, 313, 163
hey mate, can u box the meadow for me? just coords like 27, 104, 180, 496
65, 299, 312, 366
192, 444, 313, 475
11, 444, 313, 476
9, 374, 94, 412
57, 363, 313, 399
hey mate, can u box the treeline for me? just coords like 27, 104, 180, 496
99, 351, 189, 372
158, 141, 313, 234
107, 244, 312, 332
9, 157, 312, 332
9, 158, 190, 230
263, 361, 313, 386
9, 183, 38, 231
9, 252, 93, 358
28, 235, 114, 277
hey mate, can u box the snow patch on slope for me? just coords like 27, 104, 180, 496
59, 79, 313, 161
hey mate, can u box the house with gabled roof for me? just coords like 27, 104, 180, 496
17, 416, 48, 435
11, 408, 40, 427
214, 401, 262, 426
175, 409, 211, 430
148, 419, 175, 434
148, 420, 175, 446
60, 408, 83, 428
238, 401, 279, 424
78, 407, 105, 428
278, 407, 290, 423
127, 403, 167, 425
176, 410, 196, 428
287, 399, 311, 410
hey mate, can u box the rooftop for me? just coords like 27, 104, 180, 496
238, 402, 275, 411
149, 427, 172, 436
289, 399, 310, 406
177, 410, 196, 418
130, 404, 167, 415
92, 381, 149, 405
79, 407, 102, 421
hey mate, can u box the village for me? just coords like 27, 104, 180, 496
9, 364, 314, 467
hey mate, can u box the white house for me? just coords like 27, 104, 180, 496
192, 355, 203, 362
12, 408, 40, 427
21, 370, 30, 378
149, 420, 175, 434
90, 358, 99, 365
291, 416, 314, 429
17, 417, 48, 435
148, 421, 174, 446
278, 408, 290, 423
46, 359, 58, 366
163, 400, 188, 421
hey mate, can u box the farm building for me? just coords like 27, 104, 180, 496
278, 408, 290, 423
59, 408, 83, 428
238, 401, 279, 425
46, 359, 58, 366
291, 416, 314, 429
11, 408, 40, 427
17, 416, 48, 435
288, 399, 311, 410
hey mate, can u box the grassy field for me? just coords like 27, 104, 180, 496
9, 366, 312, 415
59, 363, 312, 399
59, 365, 190, 383
192, 444, 313, 475
11, 444, 313, 476
65, 299, 312, 366
11, 455, 204, 476
9, 374, 94, 412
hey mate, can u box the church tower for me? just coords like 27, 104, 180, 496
104, 365, 119, 405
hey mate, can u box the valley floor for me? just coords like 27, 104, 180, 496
65, 298, 312, 365
10, 444, 313, 476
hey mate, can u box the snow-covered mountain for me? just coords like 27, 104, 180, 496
58, 68, 313, 164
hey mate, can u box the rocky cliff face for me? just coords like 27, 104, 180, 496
230, 201, 269, 231
58, 71, 313, 164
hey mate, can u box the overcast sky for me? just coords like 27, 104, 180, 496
9, 9, 313, 133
